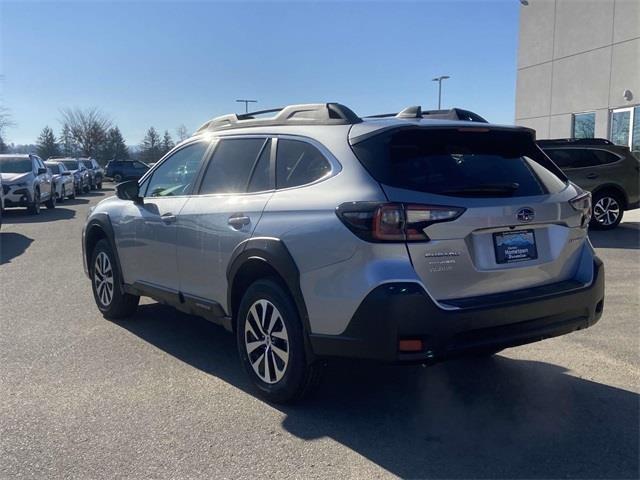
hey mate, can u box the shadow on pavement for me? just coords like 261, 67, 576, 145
589, 222, 640, 249
117, 303, 639, 479
0, 232, 34, 264
1, 207, 76, 224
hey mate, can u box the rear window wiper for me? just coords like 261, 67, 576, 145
438, 183, 520, 196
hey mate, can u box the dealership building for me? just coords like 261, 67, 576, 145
515, 0, 639, 151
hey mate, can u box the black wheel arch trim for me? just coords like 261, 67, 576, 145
226, 237, 315, 360
84, 214, 124, 286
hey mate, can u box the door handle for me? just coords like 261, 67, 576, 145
586, 173, 599, 179
161, 213, 177, 224
228, 215, 251, 229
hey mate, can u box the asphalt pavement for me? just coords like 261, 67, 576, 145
1, 186, 638, 479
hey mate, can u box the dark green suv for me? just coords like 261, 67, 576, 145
540, 138, 640, 230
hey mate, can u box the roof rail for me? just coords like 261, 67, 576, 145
537, 138, 614, 146
195, 103, 362, 133
364, 107, 488, 123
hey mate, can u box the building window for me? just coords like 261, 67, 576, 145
572, 112, 595, 139
610, 106, 639, 153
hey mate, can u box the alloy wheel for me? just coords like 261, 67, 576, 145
94, 252, 114, 307
593, 196, 620, 226
244, 299, 290, 384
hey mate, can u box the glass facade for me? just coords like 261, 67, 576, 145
572, 112, 595, 139
610, 106, 640, 153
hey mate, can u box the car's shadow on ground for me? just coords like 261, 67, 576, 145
0, 232, 34, 264
117, 303, 639, 479
589, 222, 640, 249
1, 207, 76, 224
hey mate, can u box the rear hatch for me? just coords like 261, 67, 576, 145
350, 124, 591, 302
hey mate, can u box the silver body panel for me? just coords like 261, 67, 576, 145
87, 117, 596, 337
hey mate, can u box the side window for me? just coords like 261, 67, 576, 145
276, 139, 331, 189
134, 161, 147, 169
144, 142, 208, 197
591, 150, 620, 165
546, 149, 583, 169
199, 138, 266, 194
247, 140, 272, 192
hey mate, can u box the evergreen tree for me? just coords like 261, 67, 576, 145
100, 126, 129, 162
35, 126, 60, 159
140, 127, 161, 163
0, 134, 7, 154
161, 130, 174, 156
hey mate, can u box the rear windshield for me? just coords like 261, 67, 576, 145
351, 128, 567, 197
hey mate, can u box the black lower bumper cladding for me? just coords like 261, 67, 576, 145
310, 258, 605, 363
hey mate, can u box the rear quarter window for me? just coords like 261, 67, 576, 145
276, 139, 331, 189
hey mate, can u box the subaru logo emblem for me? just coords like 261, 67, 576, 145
517, 207, 535, 223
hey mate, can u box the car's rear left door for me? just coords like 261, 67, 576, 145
176, 137, 274, 308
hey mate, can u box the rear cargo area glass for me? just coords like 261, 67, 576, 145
352, 128, 565, 197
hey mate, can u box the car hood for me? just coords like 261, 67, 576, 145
0, 172, 31, 184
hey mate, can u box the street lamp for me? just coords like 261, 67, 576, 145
432, 75, 450, 109
236, 99, 257, 113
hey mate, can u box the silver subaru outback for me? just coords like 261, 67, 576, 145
82, 103, 604, 403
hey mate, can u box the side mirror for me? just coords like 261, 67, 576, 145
37, 167, 47, 175
116, 180, 143, 204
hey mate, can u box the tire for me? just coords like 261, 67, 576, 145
27, 189, 41, 215
236, 278, 321, 403
90, 239, 139, 319
59, 186, 65, 203
45, 188, 56, 209
90, 181, 96, 190
83, 184, 90, 193
113, 173, 123, 183
97, 182, 102, 190
590, 191, 624, 230
69, 187, 76, 200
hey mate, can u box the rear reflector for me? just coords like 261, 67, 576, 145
398, 339, 423, 352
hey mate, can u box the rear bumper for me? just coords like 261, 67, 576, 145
310, 257, 605, 363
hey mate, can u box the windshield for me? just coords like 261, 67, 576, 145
61, 160, 80, 170
351, 128, 567, 197
0, 157, 33, 174
82, 160, 93, 168
47, 164, 60, 174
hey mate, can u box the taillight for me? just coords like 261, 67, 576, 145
569, 191, 592, 227
336, 202, 465, 242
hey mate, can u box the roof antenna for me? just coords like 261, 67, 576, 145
396, 105, 422, 118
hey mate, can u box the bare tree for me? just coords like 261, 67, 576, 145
60, 107, 112, 157
175, 124, 189, 142
0, 105, 15, 153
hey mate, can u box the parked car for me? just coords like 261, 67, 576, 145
80, 157, 104, 190
45, 161, 76, 202
83, 103, 604, 403
0, 175, 4, 229
539, 138, 640, 229
105, 160, 149, 182
56, 158, 91, 194
0, 154, 56, 214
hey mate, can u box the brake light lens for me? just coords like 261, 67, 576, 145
336, 202, 465, 242
569, 191, 592, 227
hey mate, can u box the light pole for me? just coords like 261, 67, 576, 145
236, 99, 257, 113
432, 75, 450, 109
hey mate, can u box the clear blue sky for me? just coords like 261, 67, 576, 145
1, 0, 521, 145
